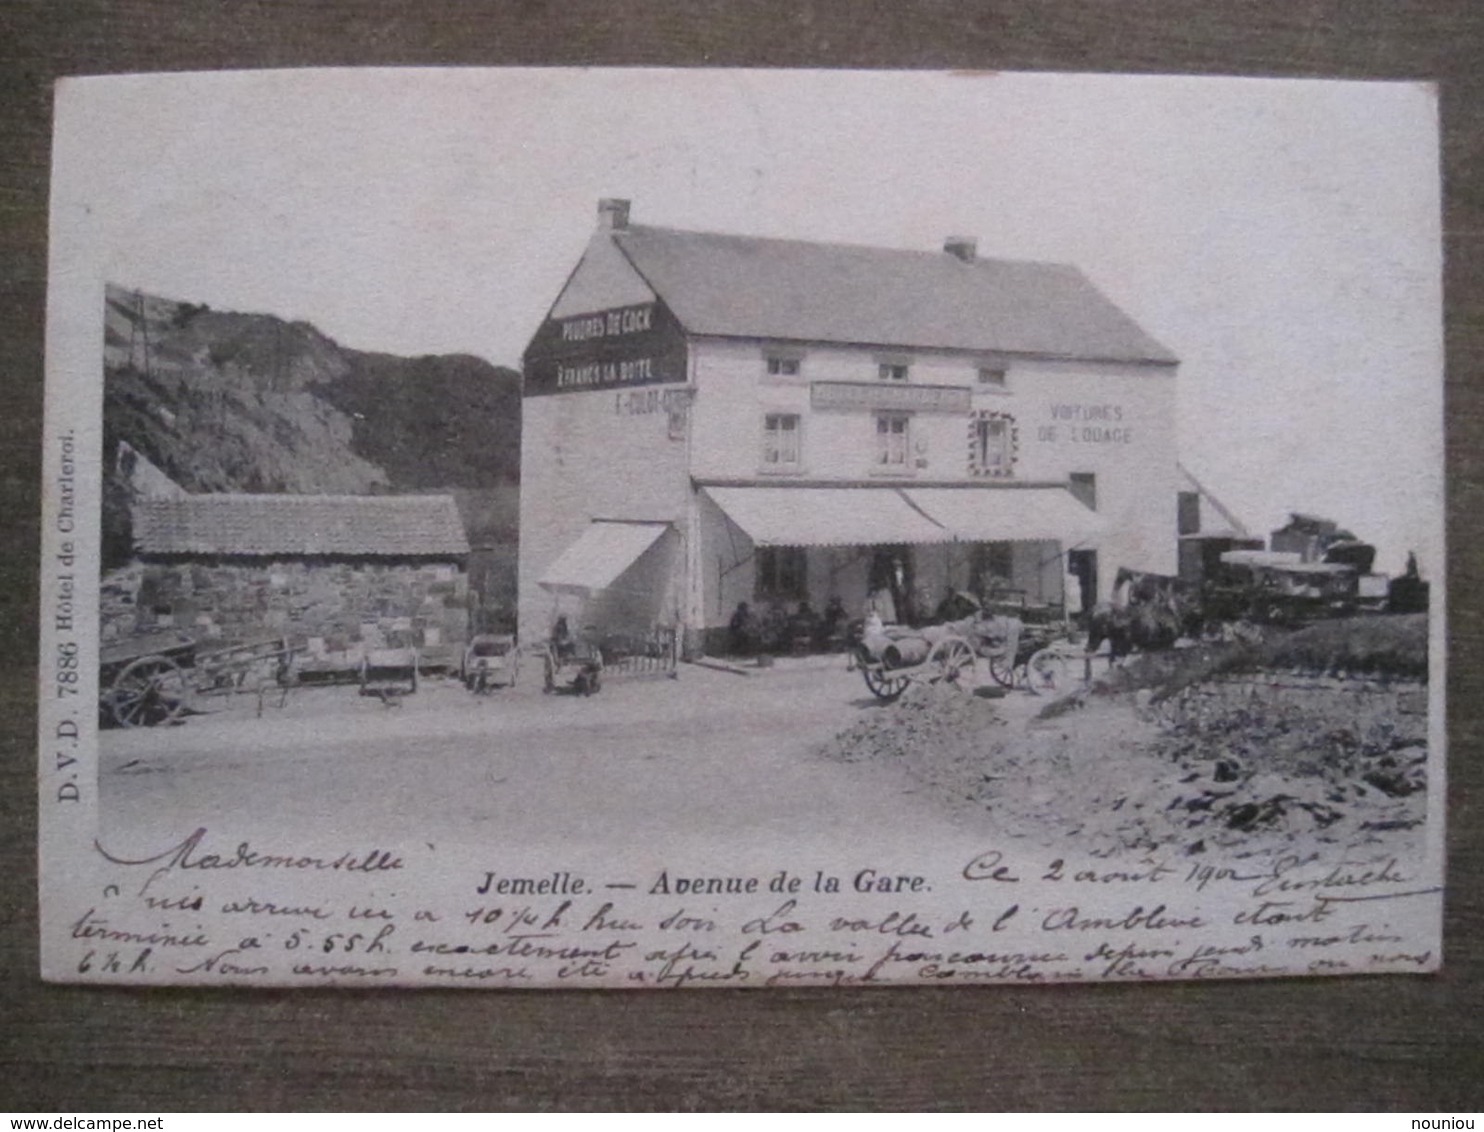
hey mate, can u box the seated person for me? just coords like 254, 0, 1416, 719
728, 601, 758, 656
817, 595, 847, 648
935, 588, 982, 623
758, 601, 789, 653
788, 600, 820, 650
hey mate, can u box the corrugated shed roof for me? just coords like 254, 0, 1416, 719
613, 225, 1178, 364
134, 494, 470, 557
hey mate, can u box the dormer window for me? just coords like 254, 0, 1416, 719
977, 366, 1008, 389
878, 362, 910, 382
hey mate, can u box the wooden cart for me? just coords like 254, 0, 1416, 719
855, 623, 977, 703
99, 633, 297, 727
359, 647, 420, 705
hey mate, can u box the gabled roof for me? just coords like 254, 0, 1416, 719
610, 225, 1178, 365
134, 494, 469, 558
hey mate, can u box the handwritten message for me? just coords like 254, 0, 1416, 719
59, 828, 1439, 988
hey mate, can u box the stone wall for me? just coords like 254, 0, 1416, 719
100, 557, 470, 659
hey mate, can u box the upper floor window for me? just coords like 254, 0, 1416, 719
878, 362, 910, 382
977, 366, 1008, 389
763, 412, 802, 469
969, 411, 1017, 477
876, 413, 911, 468
766, 355, 802, 377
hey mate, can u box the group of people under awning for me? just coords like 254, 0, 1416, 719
724, 576, 1040, 661
727, 595, 851, 657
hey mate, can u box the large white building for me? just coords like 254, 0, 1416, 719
519, 199, 1180, 653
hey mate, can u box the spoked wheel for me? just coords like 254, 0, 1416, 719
861, 665, 910, 703
1026, 647, 1082, 696
986, 651, 1018, 689
931, 639, 976, 688
107, 654, 191, 727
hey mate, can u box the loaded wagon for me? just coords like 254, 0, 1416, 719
854, 601, 1087, 702
854, 620, 977, 702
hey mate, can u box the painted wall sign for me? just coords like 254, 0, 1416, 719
523, 300, 688, 397
811, 381, 972, 414
1038, 403, 1135, 445
560, 303, 654, 342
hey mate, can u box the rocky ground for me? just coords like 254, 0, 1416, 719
819, 616, 1431, 863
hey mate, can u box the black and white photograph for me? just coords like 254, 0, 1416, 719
39, 68, 1444, 988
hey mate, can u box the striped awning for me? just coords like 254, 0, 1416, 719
904, 486, 1105, 543
703, 486, 951, 548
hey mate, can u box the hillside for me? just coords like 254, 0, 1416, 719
103, 285, 522, 493
102, 285, 524, 578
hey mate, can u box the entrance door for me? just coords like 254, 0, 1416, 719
868, 547, 915, 625
1067, 549, 1098, 614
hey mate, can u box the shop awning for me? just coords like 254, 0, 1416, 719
703, 486, 951, 547
538, 520, 670, 594
903, 487, 1105, 543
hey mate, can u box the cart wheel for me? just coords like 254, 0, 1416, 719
934, 639, 975, 687
987, 652, 1017, 688
1027, 647, 1079, 696
108, 654, 190, 728
862, 665, 910, 703
589, 672, 602, 695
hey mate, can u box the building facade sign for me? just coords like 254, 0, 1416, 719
811, 380, 972, 414
523, 300, 689, 397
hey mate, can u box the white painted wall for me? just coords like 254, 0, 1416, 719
687, 337, 1180, 600
517, 383, 693, 642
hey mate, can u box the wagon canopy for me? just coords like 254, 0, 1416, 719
538, 520, 671, 595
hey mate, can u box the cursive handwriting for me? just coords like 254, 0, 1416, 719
97, 827, 402, 895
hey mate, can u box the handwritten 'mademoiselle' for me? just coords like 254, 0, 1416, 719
97, 827, 403, 893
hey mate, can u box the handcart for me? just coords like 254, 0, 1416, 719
543, 641, 604, 696
461, 634, 519, 693
359, 647, 419, 706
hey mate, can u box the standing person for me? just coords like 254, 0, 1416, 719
550, 614, 575, 659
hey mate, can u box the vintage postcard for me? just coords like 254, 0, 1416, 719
38, 69, 1444, 987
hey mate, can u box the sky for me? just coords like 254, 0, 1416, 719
51, 68, 1444, 575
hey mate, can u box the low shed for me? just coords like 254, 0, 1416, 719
101, 494, 472, 659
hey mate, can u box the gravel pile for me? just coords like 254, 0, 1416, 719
820, 671, 1427, 861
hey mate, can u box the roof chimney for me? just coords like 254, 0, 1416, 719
598, 198, 631, 231
944, 236, 977, 263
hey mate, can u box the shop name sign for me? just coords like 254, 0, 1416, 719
811, 381, 971, 414
557, 357, 657, 389
559, 304, 654, 343
524, 301, 686, 397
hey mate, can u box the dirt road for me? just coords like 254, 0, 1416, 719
98, 661, 981, 854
